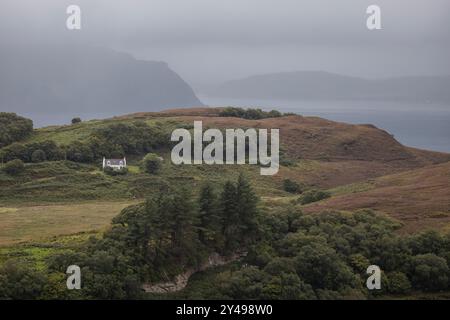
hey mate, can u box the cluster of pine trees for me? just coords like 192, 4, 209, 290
112, 173, 260, 274
0, 174, 260, 299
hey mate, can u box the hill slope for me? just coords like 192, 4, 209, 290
30, 107, 450, 188
304, 161, 450, 233
125, 108, 450, 187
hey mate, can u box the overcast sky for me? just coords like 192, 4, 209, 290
1, 0, 449, 88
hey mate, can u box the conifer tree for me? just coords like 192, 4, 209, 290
170, 187, 199, 250
236, 174, 259, 245
220, 181, 239, 252
146, 187, 200, 266
198, 183, 221, 248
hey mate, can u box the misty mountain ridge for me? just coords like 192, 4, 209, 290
205, 71, 450, 103
0, 44, 203, 117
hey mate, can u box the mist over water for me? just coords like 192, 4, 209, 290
199, 95, 450, 153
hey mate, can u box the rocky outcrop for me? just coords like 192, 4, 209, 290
142, 252, 246, 293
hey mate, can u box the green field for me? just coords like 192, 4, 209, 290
0, 201, 137, 246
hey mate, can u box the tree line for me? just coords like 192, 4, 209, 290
176, 208, 450, 299
219, 107, 294, 120
0, 121, 169, 167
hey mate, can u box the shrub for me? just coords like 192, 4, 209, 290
27, 141, 64, 161
31, 149, 47, 163
280, 157, 296, 167
294, 243, 358, 291
387, 272, 412, 294
408, 230, 447, 256
0, 143, 27, 162
71, 117, 82, 124
349, 254, 371, 273
0, 140, 63, 163
0, 113, 33, 148
0, 260, 48, 299
298, 189, 331, 205
268, 110, 282, 118
143, 153, 163, 174
104, 166, 128, 176
2, 159, 25, 175
283, 179, 302, 194
410, 254, 449, 291
65, 142, 94, 163
93, 121, 167, 155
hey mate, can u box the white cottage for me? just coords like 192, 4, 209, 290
102, 157, 127, 170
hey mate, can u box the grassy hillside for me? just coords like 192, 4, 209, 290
1, 107, 449, 245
